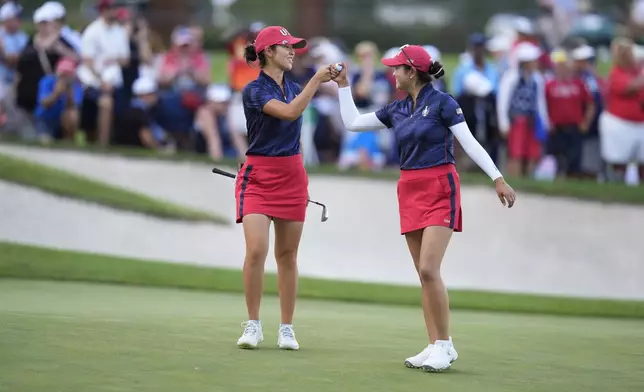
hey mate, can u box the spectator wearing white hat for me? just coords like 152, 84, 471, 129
39, 1, 81, 54
77, 0, 130, 147
497, 42, 550, 177
113, 76, 170, 150
192, 84, 232, 161
12, 4, 75, 136
599, 37, 644, 183
486, 34, 513, 75
507, 17, 552, 74
572, 44, 605, 178
0, 1, 27, 87
203, 83, 250, 162
308, 38, 347, 162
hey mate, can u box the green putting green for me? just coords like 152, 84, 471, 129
1, 280, 642, 392
3, 242, 644, 319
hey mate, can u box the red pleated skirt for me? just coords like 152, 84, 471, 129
397, 163, 463, 235
235, 154, 309, 223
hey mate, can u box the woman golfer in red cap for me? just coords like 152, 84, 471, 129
234, 26, 338, 351
332, 45, 516, 371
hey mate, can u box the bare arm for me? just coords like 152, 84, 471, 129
623, 76, 644, 94
82, 58, 102, 83
230, 131, 248, 160
39, 79, 66, 109
4, 55, 20, 67
40, 89, 64, 109
139, 127, 158, 149
262, 69, 330, 121
193, 68, 211, 87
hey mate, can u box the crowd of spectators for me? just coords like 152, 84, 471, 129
0, 0, 642, 185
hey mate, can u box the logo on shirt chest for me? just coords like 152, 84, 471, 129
552, 83, 580, 97
422, 106, 429, 117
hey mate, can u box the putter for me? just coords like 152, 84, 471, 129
211, 167, 329, 222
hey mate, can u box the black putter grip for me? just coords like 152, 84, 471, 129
211, 167, 237, 179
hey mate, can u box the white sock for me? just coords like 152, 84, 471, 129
280, 323, 292, 329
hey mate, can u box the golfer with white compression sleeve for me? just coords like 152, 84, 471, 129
331, 45, 517, 372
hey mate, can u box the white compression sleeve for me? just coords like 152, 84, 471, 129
337, 86, 388, 131
449, 121, 503, 181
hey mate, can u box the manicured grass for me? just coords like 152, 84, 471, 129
1, 241, 643, 319
3, 140, 644, 206
1, 279, 643, 392
0, 153, 228, 224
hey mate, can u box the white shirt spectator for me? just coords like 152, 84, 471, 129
77, 17, 129, 89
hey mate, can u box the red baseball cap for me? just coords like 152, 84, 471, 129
56, 57, 76, 75
254, 26, 307, 54
115, 7, 131, 21
97, 0, 117, 11
381, 45, 432, 73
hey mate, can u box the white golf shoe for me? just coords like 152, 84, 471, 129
237, 320, 263, 349
421, 339, 458, 372
404, 344, 434, 368
277, 324, 300, 350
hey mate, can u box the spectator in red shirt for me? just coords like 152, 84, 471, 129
599, 38, 644, 182
545, 50, 595, 178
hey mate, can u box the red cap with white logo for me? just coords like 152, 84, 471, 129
253, 26, 307, 54
381, 45, 433, 73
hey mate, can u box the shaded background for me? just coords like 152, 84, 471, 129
11, 0, 637, 50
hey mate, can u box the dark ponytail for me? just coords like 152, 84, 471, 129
429, 60, 445, 80
244, 43, 273, 68
404, 60, 445, 83
244, 44, 258, 65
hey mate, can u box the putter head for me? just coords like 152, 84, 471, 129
320, 205, 329, 222
308, 198, 329, 222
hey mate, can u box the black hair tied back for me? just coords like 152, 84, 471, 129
429, 61, 445, 80
244, 44, 258, 65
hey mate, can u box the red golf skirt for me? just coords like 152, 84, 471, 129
235, 154, 309, 223
397, 163, 462, 235
508, 115, 542, 160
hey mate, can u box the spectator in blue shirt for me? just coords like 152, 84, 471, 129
0, 2, 28, 86
34, 57, 82, 142
452, 33, 502, 166
339, 41, 392, 171
451, 34, 500, 97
